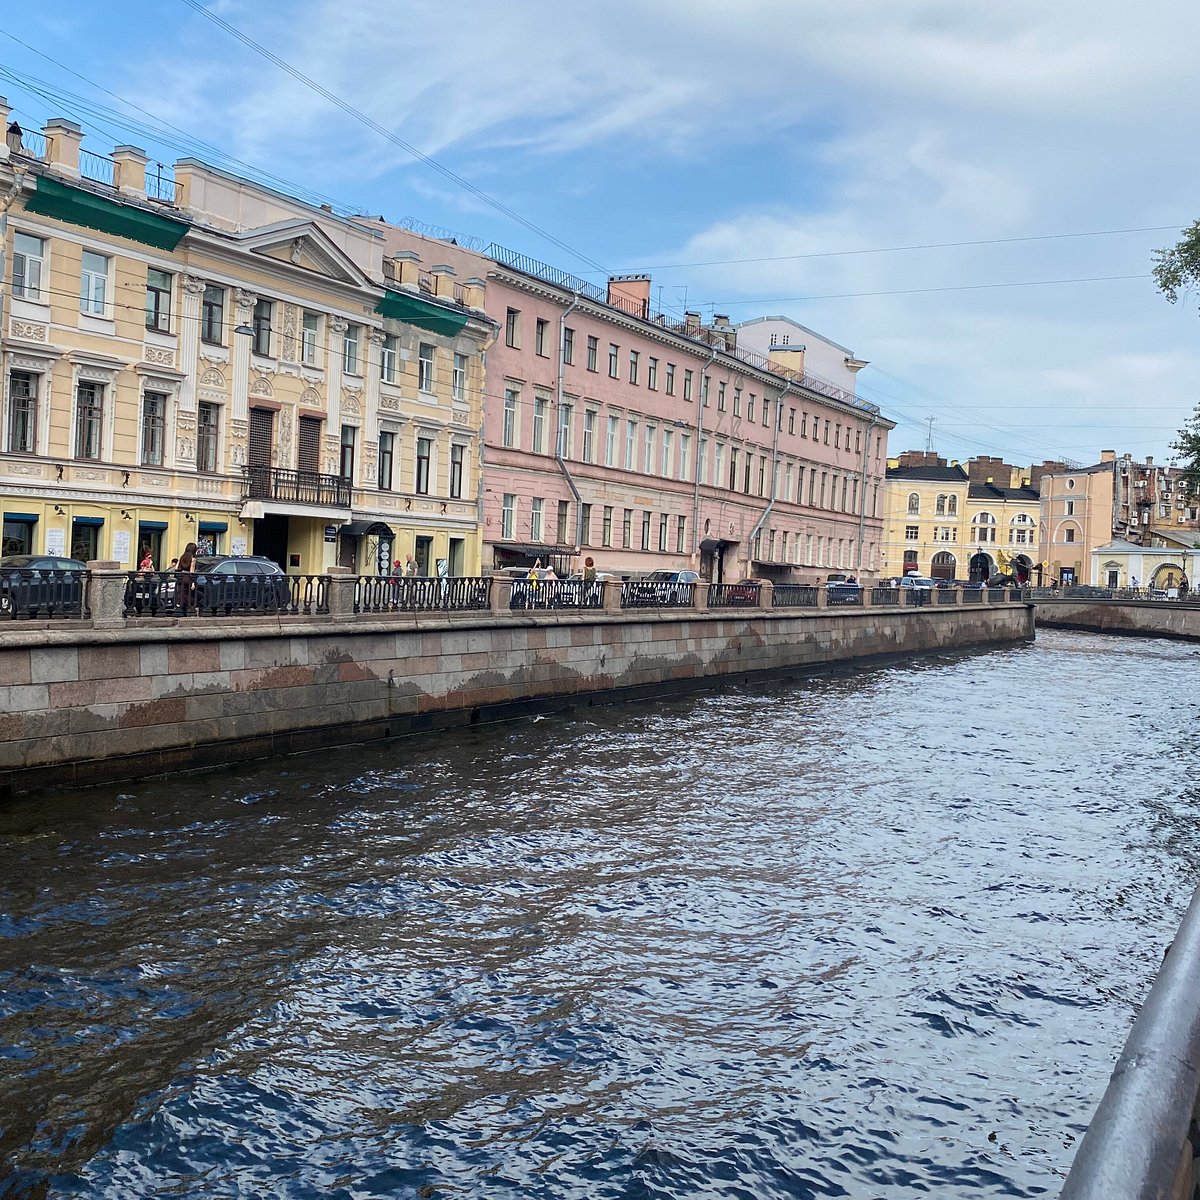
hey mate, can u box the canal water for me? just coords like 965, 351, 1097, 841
2, 629, 1198, 1199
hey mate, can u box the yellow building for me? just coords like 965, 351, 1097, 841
964, 479, 1041, 584
1, 108, 493, 576
881, 455, 970, 580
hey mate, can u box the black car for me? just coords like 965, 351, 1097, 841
0, 555, 87, 617
189, 555, 290, 613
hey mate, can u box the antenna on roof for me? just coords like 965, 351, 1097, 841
924, 416, 936, 453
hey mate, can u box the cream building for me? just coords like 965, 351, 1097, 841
1, 105, 493, 576
881, 455, 970, 580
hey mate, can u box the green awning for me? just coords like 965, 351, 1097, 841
25, 174, 189, 251
374, 289, 469, 337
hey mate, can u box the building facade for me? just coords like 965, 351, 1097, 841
1, 105, 493, 577
367, 227, 894, 581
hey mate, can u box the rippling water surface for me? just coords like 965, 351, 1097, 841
3, 629, 1200, 1199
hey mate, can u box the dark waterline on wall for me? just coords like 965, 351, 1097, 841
2, 630, 1199, 1199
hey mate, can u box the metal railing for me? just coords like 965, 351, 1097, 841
509, 578, 603, 610
123, 570, 328, 617
621, 580, 696, 609
12, 130, 47, 160
0, 569, 89, 619
1060, 886, 1200, 1200
708, 582, 760, 608
870, 586, 901, 606
936, 588, 959, 605
242, 466, 352, 507
827, 584, 864, 607
79, 148, 115, 187
962, 587, 983, 604
772, 584, 819, 608
146, 171, 179, 204
355, 575, 490, 614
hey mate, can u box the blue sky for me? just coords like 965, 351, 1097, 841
5, 0, 1200, 470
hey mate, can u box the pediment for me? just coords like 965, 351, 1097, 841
235, 220, 368, 287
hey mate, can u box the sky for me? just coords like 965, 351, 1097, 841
4, 0, 1200, 471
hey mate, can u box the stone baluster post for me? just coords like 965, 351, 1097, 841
86, 562, 127, 630
325, 566, 357, 622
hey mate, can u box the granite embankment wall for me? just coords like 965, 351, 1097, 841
0, 601, 1033, 797
1035, 599, 1200, 641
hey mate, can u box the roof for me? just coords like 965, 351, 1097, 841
733, 314, 856, 357
968, 482, 1040, 501
886, 464, 970, 482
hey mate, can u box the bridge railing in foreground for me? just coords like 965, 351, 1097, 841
1060, 885, 1200, 1200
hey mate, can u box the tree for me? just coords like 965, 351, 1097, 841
1153, 224, 1200, 484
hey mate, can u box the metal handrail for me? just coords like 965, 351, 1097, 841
1060, 886, 1200, 1199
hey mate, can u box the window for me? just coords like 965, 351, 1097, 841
641, 510, 651, 550
197, 402, 219, 472
141, 392, 166, 465
74, 381, 102, 460
743, 454, 752, 494
580, 503, 592, 545
763, 399, 770, 428
648, 357, 658, 390
450, 352, 467, 402
733, 387, 742, 417
557, 402, 573, 458
378, 431, 395, 490
718, 382, 727, 412
1010, 515, 1034, 544
503, 388, 518, 447
747, 396, 755, 424
757, 457, 766, 496
629, 350, 639, 384
676, 515, 687, 554
8, 371, 37, 453
201, 285, 225, 344
418, 343, 434, 392
501, 494, 515, 539
606, 415, 618, 466
252, 298, 273, 356
823, 420, 830, 444
728, 447, 738, 491
602, 505, 613, 547
788, 408, 796, 435
563, 326, 575, 365
531, 497, 544, 541
381, 334, 398, 383
907, 492, 920, 515
947, 495, 958, 516
145, 268, 171, 331
582, 410, 596, 463
608, 343, 619, 378
2, 515, 34, 556
343, 324, 361, 375
625, 418, 637, 470
446, 442, 463, 500
505, 308, 520, 347
80, 251, 108, 315
665, 363, 676, 395
662, 429, 673, 478
535, 318, 549, 357
701, 375, 709, 407
801, 412, 808, 438
622, 508, 632, 548
936, 494, 946, 516
1064, 526, 1076, 543
683, 369, 693, 401
1065, 499, 1075, 515
905, 525, 919, 540
679, 434, 690, 481
12, 232, 44, 300
557, 499, 570, 544
973, 513, 997, 543
340, 425, 356, 481
658, 513, 668, 551
643, 424, 656, 474
587, 335, 598, 371
415, 436, 432, 494
533, 397, 548, 454
301, 311, 320, 365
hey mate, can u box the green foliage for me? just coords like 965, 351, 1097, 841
1172, 407, 1200, 487
1153, 220, 1200, 305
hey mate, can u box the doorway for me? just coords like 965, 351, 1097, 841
252, 514, 289, 570
415, 535, 433, 576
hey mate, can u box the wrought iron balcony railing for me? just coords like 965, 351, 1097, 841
242, 466, 352, 507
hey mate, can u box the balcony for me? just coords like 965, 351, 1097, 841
242, 466, 351, 507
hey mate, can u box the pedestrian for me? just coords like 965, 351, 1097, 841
139, 545, 154, 572
1180, 574, 1189, 599
405, 554, 418, 577
1131, 575, 1139, 590
175, 541, 197, 614
583, 556, 597, 583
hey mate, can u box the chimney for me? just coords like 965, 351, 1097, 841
1099, 449, 1116, 463
389, 250, 421, 289
112, 145, 148, 197
710, 314, 737, 351
430, 264, 456, 301
0, 97, 11, 162
461, 277, 487, 310
1145, 455, 1154, 466
607, 274, 650, 320
44, 117, 83, 177
684, 311, 701, 336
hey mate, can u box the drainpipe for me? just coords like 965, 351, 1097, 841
475, 320, 501, 571
691, 343, 720, 561
556, 293, 585, 549
747, 377, 796, 569
856, 412, 879, 575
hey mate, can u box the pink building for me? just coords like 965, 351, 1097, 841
368, 225, 893, 581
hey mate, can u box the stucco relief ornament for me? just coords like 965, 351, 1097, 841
300, 387, 321, 407
235, 288, 257, 310
176, 437, 195, 460
342, 392, 361, 415
290, 239, 305, 264
329, 316, 348, 336
176, 414, 197, 433
368, 329, 386, 347
182, 275, 207, 295
10, 320, 48, 342
277, 406, 293, 456
231, 444, 247, 466
144, 346, 175, 367
250, 376, 274, 397
379, 394, 400, 411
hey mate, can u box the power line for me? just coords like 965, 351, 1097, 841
597, 225, 1186, 274
173, 0, 608, 275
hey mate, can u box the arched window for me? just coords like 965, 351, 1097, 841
947, 495, 958, 516
907, 492, 920, 515
1009, 514, 1035, 544
931, 550, 957, 580
972, 512, 996, 543
935, 493, 946, 516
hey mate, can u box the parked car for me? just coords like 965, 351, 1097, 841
722, 578, 763, 606
0, 555, 87, 616
826, 575, 863, 606
189, 555, 290, 613
626, 569, 700, 605
899, 575, 936, 591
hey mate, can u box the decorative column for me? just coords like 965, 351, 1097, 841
363, 328, 385, 489
325, 317, 347, 475
231, 289, 256, 423
178, 276, 205, 414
